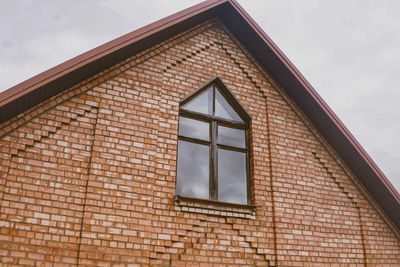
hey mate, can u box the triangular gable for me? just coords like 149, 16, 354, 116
0, 0, 398, 229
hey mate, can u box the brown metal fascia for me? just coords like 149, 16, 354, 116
0, 0, 227, 108
1, 0, 398, 222
228, 0, 400, 204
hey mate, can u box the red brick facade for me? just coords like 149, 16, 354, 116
1, 19, 399, 266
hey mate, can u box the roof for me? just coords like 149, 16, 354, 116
1, 0, 399, 230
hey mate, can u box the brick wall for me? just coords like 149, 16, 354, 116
1, 19, 399, 266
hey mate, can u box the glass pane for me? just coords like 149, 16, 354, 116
176, 140, 209, 199
215, 89, 243, 122
182, 87, 213, 115
179, 117, 209, 141
218, 126, 245, 148
218, 149, 247, 204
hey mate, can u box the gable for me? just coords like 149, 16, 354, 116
1, 18, 399, 265
0, 1, 399, 265
0, 1, 398, 231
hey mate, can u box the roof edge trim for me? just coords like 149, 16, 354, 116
0, 0, 398, 228
0, 0, 228, 107
228, 0, 400, 203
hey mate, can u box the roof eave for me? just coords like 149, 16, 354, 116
0, 0, 228, 122
224, 0, 400, 226
0, 0, 399, 230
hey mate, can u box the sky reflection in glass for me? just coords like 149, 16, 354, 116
179, 117, 209, 141
218, 126, 245, 148
181, 87, 212, 115
176, 140, 209, 199
218, 149, 247, 204
215, 89, 243, 122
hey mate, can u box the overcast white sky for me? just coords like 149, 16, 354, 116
1, 0, 399, 193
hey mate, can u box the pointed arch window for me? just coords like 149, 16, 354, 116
176, 77, 251, 205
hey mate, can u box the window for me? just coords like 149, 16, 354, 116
176, 77, 251, 205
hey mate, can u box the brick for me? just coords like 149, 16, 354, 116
0, 15, 399, 267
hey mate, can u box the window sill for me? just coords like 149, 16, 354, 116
174, 195, 256, 219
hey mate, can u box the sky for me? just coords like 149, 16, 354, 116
0, 0, 399, 193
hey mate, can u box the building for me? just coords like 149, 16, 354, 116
0, 0, 399, 266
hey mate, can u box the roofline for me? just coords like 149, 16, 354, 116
228, 0, 400, 203
0, 0, 228, 108
1, 0, 399, 228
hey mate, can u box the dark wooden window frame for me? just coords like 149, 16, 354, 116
177, 77, 252, 205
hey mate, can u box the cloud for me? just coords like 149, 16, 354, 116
238, 0, 400, 192
0, 0, 399, 193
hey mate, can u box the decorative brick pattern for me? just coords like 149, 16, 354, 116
0, 93, 99, 266
0, 19, 399, 266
